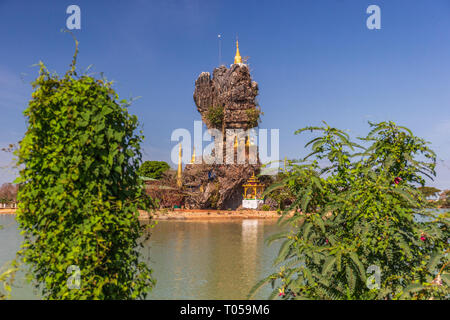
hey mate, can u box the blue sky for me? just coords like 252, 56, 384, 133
0, 0, 449, 189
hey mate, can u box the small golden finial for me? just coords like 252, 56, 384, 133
234, 39, 242, 64
234, 135, 238, 149
190, 146, 196, 164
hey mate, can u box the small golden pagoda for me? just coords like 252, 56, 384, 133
190, 146, 196, 164
242, 172, 265, 200
234, 40, 242, 64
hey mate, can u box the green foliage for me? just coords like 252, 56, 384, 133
261, 204, 271, 211
264, 172, 294, 210
206, 105, 224, 128
0, 261, 19, 300
209, 182, 220, 209
251, 121, 449, 300
206, 104, 261, 129
246, 107, 262, 128
14, 42, 156, 299
418, 186, 441, 199
139, 161, 170, 179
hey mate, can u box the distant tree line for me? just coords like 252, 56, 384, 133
418, 186, 450, 208
138, 161, 170, 180
438, 190, 450, 208
0, 183, 18, 204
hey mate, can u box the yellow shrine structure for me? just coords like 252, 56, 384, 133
242, 172, 265, 209
242, 172, 265, 200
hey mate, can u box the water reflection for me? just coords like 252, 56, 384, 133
241, 220, 259, 289
0, 215, 285, 300
143, 220, 283, 300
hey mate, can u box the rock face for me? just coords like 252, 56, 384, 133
182, 63, 263, 210
193, 64, 260, 130
182, 163, 259, 210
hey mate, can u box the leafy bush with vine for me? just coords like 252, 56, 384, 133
251, 121, 449, 300
14, 39, 156, 299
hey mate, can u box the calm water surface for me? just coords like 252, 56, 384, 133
0, 215, 287, 300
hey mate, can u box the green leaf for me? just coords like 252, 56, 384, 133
265, 232, 292, 246
322, 256, 336, 275
247, 273, 278, 300
426, 251, 442, 272
274, 239, 294, 266
349, 253, 366, 282
315, 215, 325, 233
345, 265, 356, 294
402, 283, 424, 297
336, 251, 342, 272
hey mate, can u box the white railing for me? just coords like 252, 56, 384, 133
0, 202, 17, 209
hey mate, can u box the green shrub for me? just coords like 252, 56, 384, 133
261, 204, 270, 211
418, 186, 441, 199
245, 107, 262, 128
266, 173, 294, 210
14, 41, 156, 299
206, 105, 224, 128
209, 182, 220, 209
252, 121, 449, 300
139, 161, 170, 179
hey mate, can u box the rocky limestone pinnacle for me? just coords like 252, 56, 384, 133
182, 61, 263, 210
193, 64, 260, 131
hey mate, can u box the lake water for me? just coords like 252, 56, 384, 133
0, 215, 286, 300
3, 210, 445, 299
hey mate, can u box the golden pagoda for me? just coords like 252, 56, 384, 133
245, 136, 253, 148
234, 40, 242, 64
190, 146, 196, 164
242, 172, 265, 200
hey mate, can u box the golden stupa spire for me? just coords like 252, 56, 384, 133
177, 143, 182, 188
190, 146, 196, 164
234, 40, 242, 64
245, 136, 253, 148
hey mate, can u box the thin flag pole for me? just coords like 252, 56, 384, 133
218, 34, 222, 66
